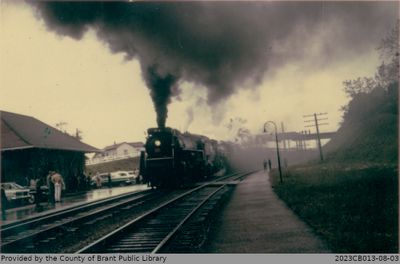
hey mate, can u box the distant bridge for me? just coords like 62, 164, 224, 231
253, 131, 336, 150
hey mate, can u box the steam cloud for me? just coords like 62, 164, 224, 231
183, 107, 194, 132
29, 1, 397, 127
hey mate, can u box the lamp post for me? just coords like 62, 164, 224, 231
264, 121, 283, 183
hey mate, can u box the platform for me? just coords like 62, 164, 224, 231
0, 184, 150, 225
205, 170, 331, 253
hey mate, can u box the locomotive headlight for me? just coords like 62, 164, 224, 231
154, 140, 161, 147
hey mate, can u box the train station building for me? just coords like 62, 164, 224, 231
1, 110, 99, 191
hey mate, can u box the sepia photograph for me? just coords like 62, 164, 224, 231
0, 0, 398, 261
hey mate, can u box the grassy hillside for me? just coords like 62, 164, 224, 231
270, 69, 398, 251
323, 83, 398, 163
270, 163, 398, 253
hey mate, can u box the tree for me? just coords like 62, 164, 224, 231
341, 22, 399, 120
329, 22, 399, 163
55, 121, 68, 133
342, 77, 376, 98
75, 128, 83, 140
342, 21, 399, 99
375, 20, 399, 88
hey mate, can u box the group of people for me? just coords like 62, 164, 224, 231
34, 170, 65, 210
1, 170, 66, 218
263, 159, 272, 172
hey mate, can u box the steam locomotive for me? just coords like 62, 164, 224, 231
140, 127, 227, 188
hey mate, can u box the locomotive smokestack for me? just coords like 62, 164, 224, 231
143, 65, 177, 128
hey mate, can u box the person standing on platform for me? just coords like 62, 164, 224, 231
47, 171, 55, 205
268, 159, 272, 171
85, 172, 92, 190
51, 171, 65, 202
35, 177, 44, 211
107, 173, 112, 188
263, 159, 267, 171
95, 172, 102, 188
30, 178, 37, 189
1, 187, 8, 220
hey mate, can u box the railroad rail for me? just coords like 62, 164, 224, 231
77, 171, 252, 253
1, 189, 160, 253
1, 171, 253, 253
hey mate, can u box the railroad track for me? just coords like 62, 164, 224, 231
0, 189, 162, 253
77, 171, 252, 253
1, 171, 252, 253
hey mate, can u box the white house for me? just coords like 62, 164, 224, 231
87, 142, 144, 165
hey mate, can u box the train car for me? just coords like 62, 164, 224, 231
141, 127, 225, 188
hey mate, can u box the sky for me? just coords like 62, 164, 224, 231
1, 1, 397, 149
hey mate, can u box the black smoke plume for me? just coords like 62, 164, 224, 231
28, 1, 398, 127
144, 65, 177, 128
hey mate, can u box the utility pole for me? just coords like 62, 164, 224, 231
314, 114, 323, 160
281, 122, 287, 150
298, 130, 305, 150
264, 121, 283, 183
303, 113, 329, 162
302, 130, 307, 151
298, 131, 302, 150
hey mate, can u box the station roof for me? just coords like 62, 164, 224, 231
1, 110, 99, 153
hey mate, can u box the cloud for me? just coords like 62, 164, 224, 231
29, 1, 398, 127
